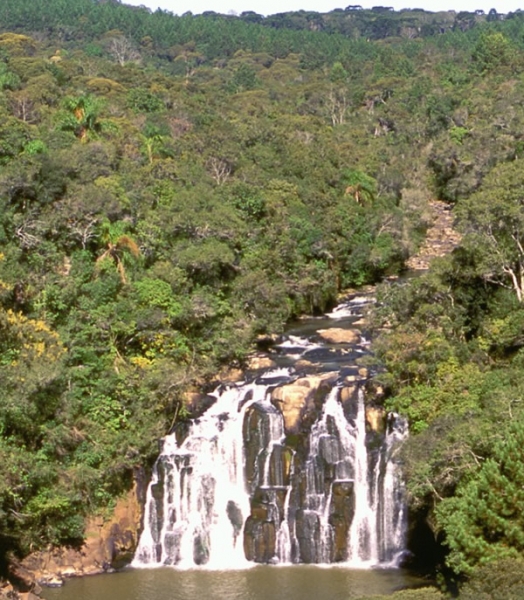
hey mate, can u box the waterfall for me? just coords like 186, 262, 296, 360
346, 393, 408, 567
377, 413, 409, 565
134, 381, 407, 569
133, 381, 271, 569
133, 293, 408, 570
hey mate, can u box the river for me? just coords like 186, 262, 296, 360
42, 565, 427, 600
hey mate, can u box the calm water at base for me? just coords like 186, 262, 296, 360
42, 565, 426, 600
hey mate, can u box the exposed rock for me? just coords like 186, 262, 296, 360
366, 406, 386, 433
183, 391, 216, 417
246, 355, 277, 371
0, 572, 43, 600
0, 580, 18, 599
244, 404, 289, 491
339, 384, 358, 406
329, 480, 355, 562
21, 476, 144, 583
296, 510, 323, 563
243, 518, 276, 563
406, 200, 461, 271
218, 366, 244, 383
271, 373, 337, 434
255, 333, 279, 350
295, 359, 318, 370
352, 318, 367, 326
317, 328, 360, 344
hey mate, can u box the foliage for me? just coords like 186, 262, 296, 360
459, 558, 524, 599
436, 420, 524, 575
372, 232, 524, 580
456, 161, 524, 303
2, 0, 524, 581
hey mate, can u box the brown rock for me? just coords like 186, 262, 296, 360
218, 367, 244, 383
366, 406, 386, 433
21, 476, 144, 582
317, 328, 360, 344
352, 318, 367, 326
271, 373, 337, 434
246, 355, 276, 371
339, 385, 357, 405
295, 359, 317, 370
0, 581, 16, 599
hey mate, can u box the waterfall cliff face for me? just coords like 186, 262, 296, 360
133, 293, 408, 569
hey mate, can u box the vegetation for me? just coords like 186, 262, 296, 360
360, 589, 445, 600
2, 1, 524, 594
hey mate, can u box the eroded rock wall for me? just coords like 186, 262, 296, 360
19, 471, 145, 587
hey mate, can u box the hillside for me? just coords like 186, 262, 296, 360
1, 1, 524, 594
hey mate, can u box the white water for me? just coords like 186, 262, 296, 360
134, 381, 408, 569
347, 389, 379, 566
347, 393, 408, 567
133, 382, 271, 569
325, 295, 375, 319
302, 388, 338, 563
378, 413, 409, 565
276, 336, 322, 359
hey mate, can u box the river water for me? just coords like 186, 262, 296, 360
42, 565, 426, 600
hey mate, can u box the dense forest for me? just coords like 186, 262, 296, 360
2, 0, 524, 596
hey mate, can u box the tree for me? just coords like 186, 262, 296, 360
343, 169, 377, 205
95, 221, 140, 284
106, 35, 141, 67
436, 419, 524, 575
472, 32, 514, 73
59, 95, 106, 142
456, 161, 524, 303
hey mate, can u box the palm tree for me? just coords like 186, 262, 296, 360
95, 222, 140, 284
60, 94, 105, 142
343, 169, 377, 205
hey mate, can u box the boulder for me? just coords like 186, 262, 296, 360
183, 391, 216, 418
218, 366, 244, 383
271, 373, 337, 434
246, 355, 277, 371
366, 406, 386, 433
295, 359, 317, 370
317, 328, 360, 344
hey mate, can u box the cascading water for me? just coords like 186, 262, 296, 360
348, 388, 378, 566
134, 381, 274, 569
133, 292, 408, 570
347, 392, 408, 567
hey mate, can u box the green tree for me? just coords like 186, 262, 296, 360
342, 169, 377, 205
472, 32, 514, 73
437, 419, 524, 575
456, 161, 524, 303
59, 94, 106, 142
95, 221, 140, 284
